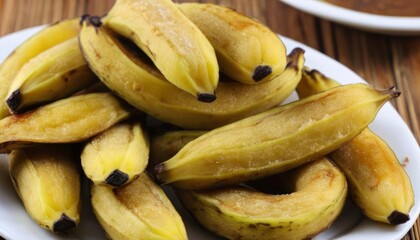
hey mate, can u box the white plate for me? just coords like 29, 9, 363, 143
0, 26, 419, 240
280, 0, 420, 35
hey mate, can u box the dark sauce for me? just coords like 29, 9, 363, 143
324, 0, 420, 17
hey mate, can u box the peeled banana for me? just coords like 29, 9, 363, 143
0, 93, 132, 153
81, 121, 149, 187
9, 145, 81, 233
91, 172, 188, 240
101, 0, 219, 101
79, 22, 304, 129
177, 158, 347, 240
0, 18, 80, 119
296, 69, 414, 225
179, 3, 287, 84
6, 37, 98, 114
155, 83, 400, 189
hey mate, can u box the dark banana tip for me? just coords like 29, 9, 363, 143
197, 93, 216, 103
53, 214, 77, 233
154, 163, 166, 184
80, 14, 102, 28
387, 210, 410, 225
105, 169, 129, 187
380, 86, 401, 98
252, 65, 272, 82
79, 14, 90, 25
6, 89, 21, 113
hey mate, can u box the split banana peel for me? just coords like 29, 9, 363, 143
0, 93, 132, 153
0, 18, 80, 119
296, 68, 414, 225
79, 20, 304, 129
155, 83, 400, 189
102, 0, 219, 101
179, 3, 287, 84
6, 37, 98, 114
91, 172, 188, 240
9, 145, 81, 233
81, 121, 149, 187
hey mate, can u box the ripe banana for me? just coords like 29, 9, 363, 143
177, 158, 347, 240
101, 0, 219, 101
0, 18, 80, 119
81, 121, 149, 187
6, 37, 98, 114
0, 93, 132, 153
91, 172, 188, 240
79, 21, 304, 129
296, 68, 414, 225
179, 3, 287, 84
9, 144, 81, 233
155, 83, 400, 189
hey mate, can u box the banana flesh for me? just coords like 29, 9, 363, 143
102, 0, 219, 101
179, 3, 287, 84
79, 23, 304, 129
81, 121, 149, 187
9, 144, 81, 233
177, 158, 347, 240
6, 37, 98, 114
155, 83, 400, 189
0, 93, 132, 153
91, 172, 188, 240
296, 69, 414, 225
0, 18, 80, 119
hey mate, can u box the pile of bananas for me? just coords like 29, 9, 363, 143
0, 0, 414, 239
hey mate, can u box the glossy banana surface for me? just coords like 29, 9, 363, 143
179, 3, 287, 84
79, 23, 304, 129
296, 69, 414, 225
81, 121, 149, 187
0, 18, 80, 119
177, 158, 347, 240
102, 0, 219, 101
0, 93, 131, 153
6, 37, 98, 113
91, 173, 187, 240
9, 145, 81, 233
155, 83, 399, 189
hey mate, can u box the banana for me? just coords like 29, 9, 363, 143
9, 144, 81, 233
79, 22, 304, 129
81, 121, 149, 187
179, 3, 287, 84
91, 172, 188, 240
101, 0, 219, 101
150, 130, 204, 168
296, 68, 414, 225
6, 37, 98, 114
0, 93, 132, 153
177, 158, 347, 240
0, 18, 81, 119
155, 83, 400, 190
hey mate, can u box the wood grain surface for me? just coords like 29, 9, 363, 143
0, 0, 419, 239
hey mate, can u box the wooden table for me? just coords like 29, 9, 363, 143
0, 0, 419, 239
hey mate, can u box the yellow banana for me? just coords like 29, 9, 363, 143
91, 172, 188, 240
296, 68, 414, 225
179, 3, 287, 84
101, 0, 219, 101
0, 93, 132, 153
81, 121, 149, 187
9, 144, 80, 233
155, 83, 399, 189
6, 37, 98, 114
177, 158, 347, 240
79, 22, 304, 129
0, 18, 80, 119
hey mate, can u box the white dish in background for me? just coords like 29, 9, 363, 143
0, 26, 419, 240
280, 0, 420, 35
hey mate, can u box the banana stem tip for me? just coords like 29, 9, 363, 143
380, 86, 401, 99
